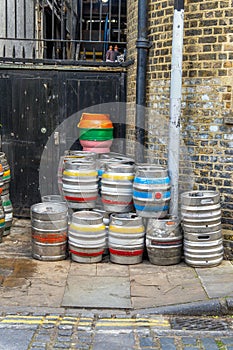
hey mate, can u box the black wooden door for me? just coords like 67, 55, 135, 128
0, 69, 126, 216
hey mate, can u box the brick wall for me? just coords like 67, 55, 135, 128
126, 0, 233, 231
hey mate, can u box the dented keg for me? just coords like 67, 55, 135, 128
68, 210, 106, 263
108, 213, 145, 264
146, 216, 182, 265
101, 163, 135, 213
31, 202, 68, 261
62, 159, 98, 209
181, 190, 223, 267
133, 164, 171, 218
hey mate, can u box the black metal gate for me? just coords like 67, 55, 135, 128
0, 67, 126, 216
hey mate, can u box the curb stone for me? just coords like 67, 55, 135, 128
133, 297, 233, 316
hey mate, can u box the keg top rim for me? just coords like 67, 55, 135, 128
110, 212, 141, 220
181, 190, 219, 198
72, 210, 103, 220
31, 202, 68, 214
135, 163, 166, 170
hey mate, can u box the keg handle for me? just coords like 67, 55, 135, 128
200, 199, 214, 204
197, 235, 210, 240
190, 192, 203, 197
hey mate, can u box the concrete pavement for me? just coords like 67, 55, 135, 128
0, 218, 232, 316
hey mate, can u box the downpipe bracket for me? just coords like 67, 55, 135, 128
136, 38, 152, 50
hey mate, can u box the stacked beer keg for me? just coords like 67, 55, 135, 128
31, 202, 68, 261
101, 163, 135, 213
108, 213, 145, 264
133, 164, 171, 218
146, 216, 182, 265
181, 190, 223, 267
0, 152, 13, 236
0, 163, 5, 242
68, 210, 106, 263
132, 164, 182, 266
62, 158, 98, 210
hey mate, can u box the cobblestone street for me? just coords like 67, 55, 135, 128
0, 313, 233, 349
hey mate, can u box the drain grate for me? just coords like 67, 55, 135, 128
170, 317, 232, 331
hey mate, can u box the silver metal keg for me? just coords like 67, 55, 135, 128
31, 202, 68, 261
133, 164, 171, 218
62, 159, 98, 209
68, 210, 106, 263
101, 163, 135, 213
181, 190, 223, 267
146, 216, 182, 265
108, 213, 145, 264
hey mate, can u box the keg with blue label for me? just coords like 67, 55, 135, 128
133, 164, 171, 218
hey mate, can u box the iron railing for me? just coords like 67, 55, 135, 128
0, 0, 127, 64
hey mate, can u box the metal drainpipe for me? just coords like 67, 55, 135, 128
168, 0, 184, 217
135, 0, 151, 163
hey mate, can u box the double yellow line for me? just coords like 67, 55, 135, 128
0, 315, 170, 328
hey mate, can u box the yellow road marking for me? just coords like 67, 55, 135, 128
0, 316, 170, 328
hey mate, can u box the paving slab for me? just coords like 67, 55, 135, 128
129, 262, 208, 309
62, 275, 131, 309
196, 261, 233, 298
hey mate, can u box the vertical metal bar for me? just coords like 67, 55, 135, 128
118, 0, 121, 42
33, 0, 36, 39
109, 0, 112, 41
52, 0, 55, 40
61, 0, 65, 59
41, 0, 46, 58
168, 0, 184, 217
24, 0, 26, 38
52, 0, 55, 58
70, 0, 73, 40
80, 0, 83, 40
89, 0, 93, 41
14, 0, 17, 37
99, 1, 102, 41
42, 0, 47, 58
5, 0, 7, 37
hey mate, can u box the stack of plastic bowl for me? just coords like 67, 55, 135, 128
78, 113, 114, 153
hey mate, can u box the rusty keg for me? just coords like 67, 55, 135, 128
31, 202, 68, 261
146, 216, 182, 265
